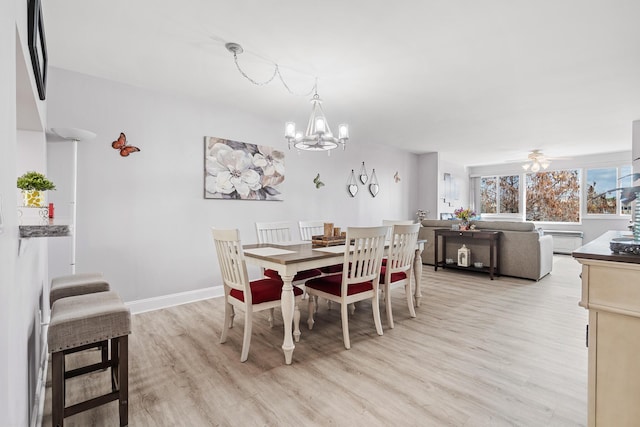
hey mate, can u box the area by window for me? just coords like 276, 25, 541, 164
586, 166, 632, 215
526, 170, 580, 222
480, 175, 519, 214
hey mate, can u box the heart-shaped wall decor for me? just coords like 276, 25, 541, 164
348, 184, 358, 197
369, 183, 379, 197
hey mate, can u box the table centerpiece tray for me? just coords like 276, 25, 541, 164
311, 235, 347, 247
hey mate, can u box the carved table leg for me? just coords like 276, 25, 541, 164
280, 274, 296, 364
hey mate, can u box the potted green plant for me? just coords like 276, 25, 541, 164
17, 171, 56, 207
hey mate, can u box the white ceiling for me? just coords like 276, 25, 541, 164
42, 0, 640, 166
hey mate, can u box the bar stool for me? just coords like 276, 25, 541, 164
48, 291, 131, 427
50, 272, 110, 308
50, 273, 111, 362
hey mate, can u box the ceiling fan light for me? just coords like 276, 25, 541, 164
531, 162, 541, 172
522, 163, 530, 171
541, 161, 550, 169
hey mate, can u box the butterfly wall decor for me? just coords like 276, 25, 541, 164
111, 132, 140, 157
313, 173, 325, 189
394, 171, 401, 183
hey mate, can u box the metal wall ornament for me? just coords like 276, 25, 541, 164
359, 162, 368, 184
313, 173, 325, 189
368, 169, 379, 197
347, 169, 358, 197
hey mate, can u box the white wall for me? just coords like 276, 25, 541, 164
439, 153, 469, 216
46, 68, 420, 304
2, 0, 51, 425
417, 152, 438, 219
0, 0, 17, 422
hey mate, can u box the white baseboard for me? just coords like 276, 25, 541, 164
125, 286, 224, 314
33, 330, 48, 427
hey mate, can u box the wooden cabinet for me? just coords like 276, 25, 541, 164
573, 231, 640, 427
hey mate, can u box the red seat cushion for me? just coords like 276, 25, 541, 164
380, 266, 407, 284
306, 274, 373, 296
230, 278, 303, 304
264, 268, 322, 282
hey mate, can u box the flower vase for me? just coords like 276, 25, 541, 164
22, 190, 45, 207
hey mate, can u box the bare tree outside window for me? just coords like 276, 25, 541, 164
586, 168, 617, 214
480, 177, 496, 213
499, 176, 519, 213
526, 170, 580, 222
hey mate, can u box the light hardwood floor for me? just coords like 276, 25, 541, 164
42, 255, 587, 426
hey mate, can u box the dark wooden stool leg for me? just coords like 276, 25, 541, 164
111, 337, 119, 391
119, 336, 129, 426
52, 351, 65, 427
101, 340, 109, 365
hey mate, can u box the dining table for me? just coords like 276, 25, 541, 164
242, 239, 425, 364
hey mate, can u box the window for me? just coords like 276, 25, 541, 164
526, 170, 580, 222
480, 175, 519, 214
499, 176, 520, 213
480, 177, 496, 213
586, 166, 632, 215
620, 166, 633, 215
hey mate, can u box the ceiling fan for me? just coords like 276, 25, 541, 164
521, 150, 551, 172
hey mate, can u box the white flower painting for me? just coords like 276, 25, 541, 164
204, 137, 285, 200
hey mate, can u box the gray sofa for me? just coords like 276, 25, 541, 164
419, 219, 554, 281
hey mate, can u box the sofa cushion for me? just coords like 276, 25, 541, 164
472, 220, 535, 232
421, 219, 461, 228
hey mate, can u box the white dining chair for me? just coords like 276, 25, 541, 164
212, 228, 303, 362
299, 220, 343, 278
298, 220, 325, 241
380, 223, 420, 328
305, 226, 387, 349
255, 221, 322, 301
382, 219, 415, 240
255, 221, 294, 244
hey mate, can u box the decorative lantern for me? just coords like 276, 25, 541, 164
458, 244, 471, 267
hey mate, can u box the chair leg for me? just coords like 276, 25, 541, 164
268, 308, 275, 328
405, 283, 416, 318
52, 351, 65, 427
293, 302, 301, 342
341, 302, 351, 349
348, 303, 356, 315
220, 300, 232, 344
372, 292, 384, 336
240, 309, 253, 362
307, 297, 315, 330
385, 283, 395, 329
118, 336, 129, 427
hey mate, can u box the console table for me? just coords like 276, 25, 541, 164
434, 229, 501, 279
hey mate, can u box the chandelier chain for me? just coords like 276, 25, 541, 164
232, 52, 316, 97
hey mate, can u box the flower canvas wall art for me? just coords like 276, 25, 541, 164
204, 137, 285, 200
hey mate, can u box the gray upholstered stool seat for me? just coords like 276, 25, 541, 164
50, 273, 112, 367
50, 272, 110, 308
48, 291, 131, 427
